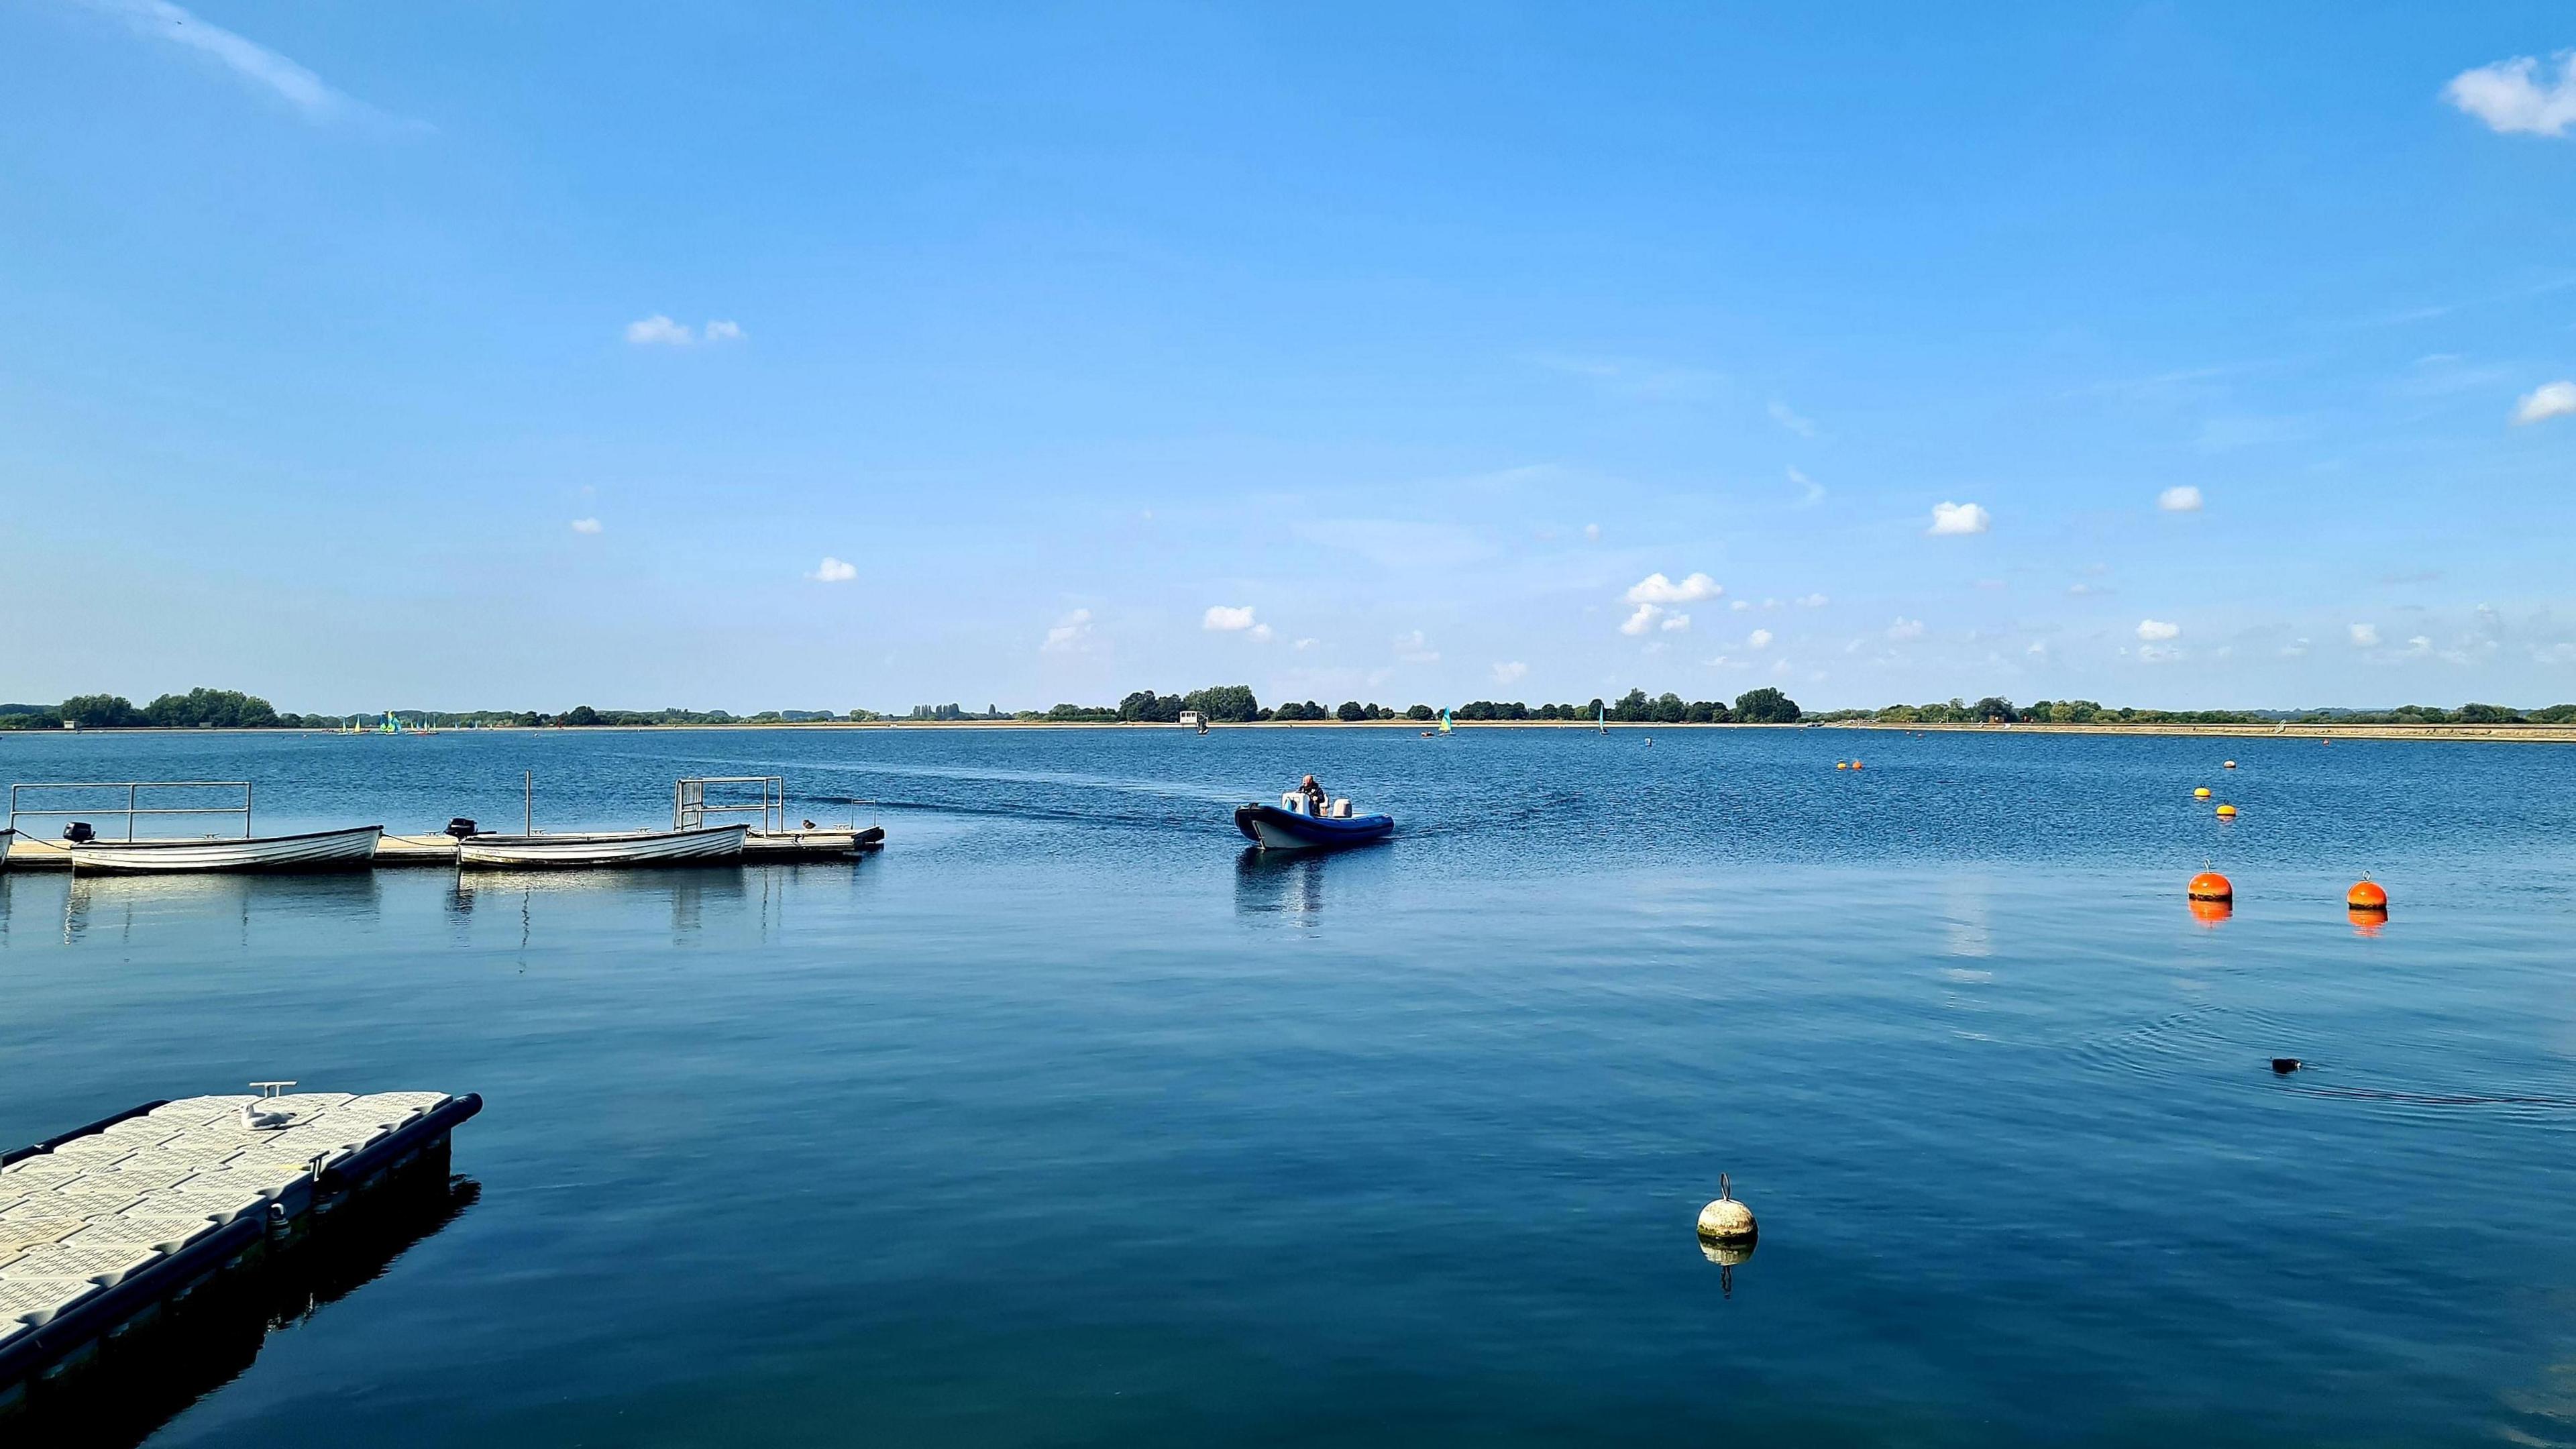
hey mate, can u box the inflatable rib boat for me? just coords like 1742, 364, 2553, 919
1233, 794, 1394, 851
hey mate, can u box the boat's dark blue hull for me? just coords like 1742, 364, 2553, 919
1233, 804, 1394, 851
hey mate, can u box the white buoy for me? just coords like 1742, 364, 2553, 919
1697, 1173, 1757, 1244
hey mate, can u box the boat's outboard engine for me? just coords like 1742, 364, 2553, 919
444, 817, 479, 840
62, 821, 94, 843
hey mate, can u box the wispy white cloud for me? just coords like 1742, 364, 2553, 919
623, 315, 745, 347
1795, 593, 1829, 608
1768, 400, 1817, 437
2447, 52, 2576, 136
1582, 523, 1601, 542
1748, 629, 1774, 649
1527, 353, 1725, 401
570, 517, 602, 535
1660, 612, 1691, 633
2349, 623, 2379, 647
1492, 661, 1528, 685
1927, 501, 1990, 536
808, 556, 857, 583
74, 0, 402, 125
1203, 605, 1258, 633
2157, 485, 2203, 512
2136, 619, 2180, 642
2513, 380, 2576, 425
1293, 637, 1318, 651
1886, 616, 1926, 641
1788, 467, 1825, 505
1393, 630, 1439, 663
1295, 519, 1492, 569
1042, 608, 1093, 653
1625, 572, 1722, 605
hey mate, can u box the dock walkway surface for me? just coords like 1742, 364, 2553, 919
1, 1088, 482, 1417
3, 825, 883, 871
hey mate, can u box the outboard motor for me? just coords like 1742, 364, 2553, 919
62, 821, 94, 843
444, 817, 479, 840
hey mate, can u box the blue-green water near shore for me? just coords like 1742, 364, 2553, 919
4, 726, 2575, 1446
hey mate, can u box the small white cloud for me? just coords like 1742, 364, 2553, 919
1250, 623, 1273, 642
2281, 638, 2310, 657
1928, 500, 1991, 536
2137, 619, 2181, 642
1203, 605, 1258, 632
1583, 523, 1601, 541
1293, 637, 1318, 651
1768, 400, 1817, 437
1887, 616, 1926, 641
1042, 608, 1094, 653
570, 517, 603, 535
1661, 612, 1691, 633
2157, 486, 2204, 512
2349, 623, 2380, 647
702, 319, 745, 343
1625, 571, 1723, 605
1747, 629, 1774, 649
1393, 630, 1439, 663
2027, 640, 2049, 658
1493, 661, 1529, 685
809, 556, 857, 583
2513, 380, 2576, 425
1795, 593, 1829, 608
1788, 467, 1825, 505
2447, 52, 2576, 136
1620, 604, 1662, 637
625, 315, 694, 346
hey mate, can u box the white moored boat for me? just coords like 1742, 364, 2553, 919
455, 824, 749, 869
66, 825, 384, 875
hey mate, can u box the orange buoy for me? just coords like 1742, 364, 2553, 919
2187, 871, 2233, 902
2346, 879, 2387, 912
2190, 897, 2233, 926
2215, 804, 2238, 819
1851, 760, 1863, 769
2193, 787, 2212, 798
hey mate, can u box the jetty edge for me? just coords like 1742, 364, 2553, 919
0, 1085, 483, 1417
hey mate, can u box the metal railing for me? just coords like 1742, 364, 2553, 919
673, 777, 873, 833
7, 782, 253, 842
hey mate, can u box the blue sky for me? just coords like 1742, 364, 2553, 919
4, 2, 2574, 713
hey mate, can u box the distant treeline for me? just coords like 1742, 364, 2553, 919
1028, 686, 1804, 724
0, 692, 879, 730
1803, 696, 2576, 726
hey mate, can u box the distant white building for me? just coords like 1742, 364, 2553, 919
1177, 710, 1208, 728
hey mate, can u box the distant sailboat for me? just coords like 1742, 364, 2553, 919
1598, 702, 1607, 735
1439, 709, 1452, 735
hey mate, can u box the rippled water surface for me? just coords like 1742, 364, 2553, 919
3, 726, 2574, 1446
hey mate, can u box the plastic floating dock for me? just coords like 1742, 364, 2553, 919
7, 826, 882, 871
0, 1086, 482, 1416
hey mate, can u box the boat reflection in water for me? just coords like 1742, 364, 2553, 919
449, 863, 751, 944
1234, 845, 1328, 922
55, 869, 384, 947
7, 1172, 479, 1449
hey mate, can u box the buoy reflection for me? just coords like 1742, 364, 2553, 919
2188, 897, 2233, 928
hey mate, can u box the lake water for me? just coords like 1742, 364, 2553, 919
4, 725, 2573, 1446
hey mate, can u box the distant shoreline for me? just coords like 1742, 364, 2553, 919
10, 718, 2576, 742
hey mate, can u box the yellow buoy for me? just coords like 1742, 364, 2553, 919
2215, 803, 2238, 819
1835, 761, 1848, 769
1697, 1173, 1757, 1245
2194, 787, 2212, 798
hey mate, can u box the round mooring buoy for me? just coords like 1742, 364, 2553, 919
2187, 871, 2233, 902
2215, 804, 2238, 819
2223, 760, 2238, 769
1697, 1174, 1758, 1245
2347, 879, 2387, 913
2194, 786, 2212, 798
2271, 1057, 2302, 1075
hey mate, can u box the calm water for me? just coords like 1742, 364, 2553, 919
4, 726, 2574, 1446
